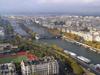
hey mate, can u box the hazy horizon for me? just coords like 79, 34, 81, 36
0, 0, 100, 14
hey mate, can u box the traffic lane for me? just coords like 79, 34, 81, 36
72, 57, 100, 75
74, 57, 100, 75
59, 66, 67, 75
58, 61, 75, 75
58, 60, 74, 72
59, 61, 71, 73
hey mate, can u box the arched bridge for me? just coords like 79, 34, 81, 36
20, 34, 62, 39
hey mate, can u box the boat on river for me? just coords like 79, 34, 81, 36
64, 50, 77, 57
65, 39, 70, 42
90, 48, 97, 52
77, 56, 91, 64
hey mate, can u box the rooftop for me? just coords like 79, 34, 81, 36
0, 61, 15, 74
0, 43, 10, 47
23, 56, 56, 66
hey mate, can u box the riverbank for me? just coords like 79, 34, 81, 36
62, 36, 100, 53
30, 22, 100, 53
31, 22, 100, 53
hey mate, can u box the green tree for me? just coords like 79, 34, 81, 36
73, 64, 83, 74
71, 61, 83, 74
65, 58, 73, 67
44, 42, 48, 46
28, 38, 32, 42
35, 51, 38, 54
65, 58, 83, 74
15, 63, 20, 70
57, 47, 63, 52
66, 52, 70, 57
0, 41, 7, 44
50, 44, 57, 49
92, 44, 97, 48
97, 45, 100, 49
40, 52, 45, 57
77, 36, 81, 40
23, 38, 27, 41
17, 34, 22, 39
85, 41, 92, 46
71, 34, 76, 39
14, 42, 19, 46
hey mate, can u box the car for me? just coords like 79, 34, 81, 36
65, 68, 67, 70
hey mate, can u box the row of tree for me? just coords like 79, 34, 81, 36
64, 33, 81, 41
49, 44, 63, 52
63, 32, 100, 49
17, 35, 22, 39
85, 41, 100, 49
0, 41, 7, 44
65, 58, 83, 74
7, 21, 14, 34
29, 30, 36, 35
48, 29, 61, 34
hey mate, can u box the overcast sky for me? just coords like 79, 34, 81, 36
0, 0, 100, 13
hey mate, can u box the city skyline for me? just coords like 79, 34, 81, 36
0, 0, 100, 14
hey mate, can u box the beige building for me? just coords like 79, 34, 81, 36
61, 28, 66, 32
21, 56, 59, 75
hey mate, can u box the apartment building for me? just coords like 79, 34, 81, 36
0, 61, 16, 75
21, 56, 59, 75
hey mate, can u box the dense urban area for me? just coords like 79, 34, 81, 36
1, 14, 100, 75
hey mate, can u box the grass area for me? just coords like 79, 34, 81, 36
0, 56, 28, 64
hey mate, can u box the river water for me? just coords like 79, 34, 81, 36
7, 19, 100, 64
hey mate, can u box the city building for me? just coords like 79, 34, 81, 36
0, 28, 5, 41
61, 28, 66, 32
5, 14, 100, 42
71, 30, 93, 41
0, 61, 16, 75
21, 56, 59, 75
95, 36, 100, 42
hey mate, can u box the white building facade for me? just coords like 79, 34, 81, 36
21, 56, 59, 75
71, 30, 93, 41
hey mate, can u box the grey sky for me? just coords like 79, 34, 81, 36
0, 0, 100, 13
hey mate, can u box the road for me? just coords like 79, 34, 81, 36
58, 60, 75, 75
72, 57, 100, 75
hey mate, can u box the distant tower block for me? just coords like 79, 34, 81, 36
35, 34, 40, 40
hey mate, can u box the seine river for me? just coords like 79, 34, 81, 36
7, 19, 100, 64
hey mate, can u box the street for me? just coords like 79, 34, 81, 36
72, 57, 100, 75
58, 60, 75, 75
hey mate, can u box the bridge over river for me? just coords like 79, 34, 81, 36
20, 34, 62, 39
11, 25, 62, 39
